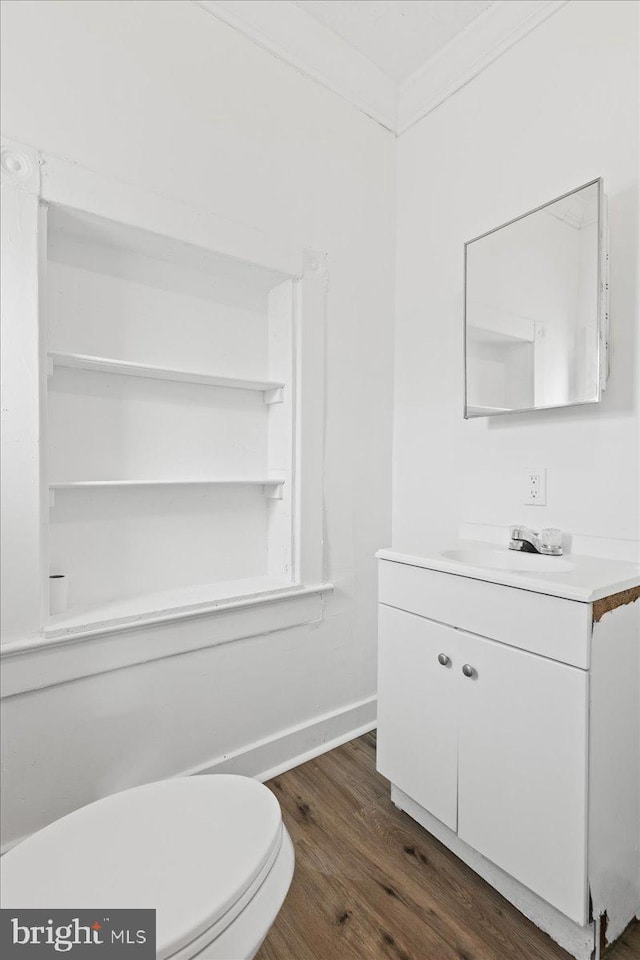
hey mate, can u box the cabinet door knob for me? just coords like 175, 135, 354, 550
462, 663, 475, 678
437, 653, 450, 666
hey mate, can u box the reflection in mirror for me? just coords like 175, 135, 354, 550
464, 179, 606, 418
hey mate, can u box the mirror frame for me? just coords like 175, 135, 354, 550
463, 177, 608, 419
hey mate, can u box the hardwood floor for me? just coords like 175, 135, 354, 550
257, 732, 640, 960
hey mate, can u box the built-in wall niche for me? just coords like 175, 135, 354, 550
45, 205, 295, 634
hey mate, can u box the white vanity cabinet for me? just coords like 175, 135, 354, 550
376, 550, 640, 960
378, 604, 588, 923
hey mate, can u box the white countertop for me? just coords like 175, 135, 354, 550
376, 541, 640, 603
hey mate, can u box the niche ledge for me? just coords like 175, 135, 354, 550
1, 580, 334, 697
42, 577, 330, 641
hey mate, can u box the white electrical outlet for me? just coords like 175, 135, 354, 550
525, 468, 546, 505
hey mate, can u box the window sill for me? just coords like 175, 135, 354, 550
1, 580, 333, 697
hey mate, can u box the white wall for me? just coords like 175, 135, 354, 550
0, 0, 395, 845
394, 0, 639, 553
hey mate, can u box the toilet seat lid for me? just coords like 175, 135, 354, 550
0, 776, 283, 960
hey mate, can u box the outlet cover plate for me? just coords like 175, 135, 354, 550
525, 468, 547, 505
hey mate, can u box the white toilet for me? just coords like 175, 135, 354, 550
0, 775, 294, 960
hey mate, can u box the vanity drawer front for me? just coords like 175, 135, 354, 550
378, 560, 591, 669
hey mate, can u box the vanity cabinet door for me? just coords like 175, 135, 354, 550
456, 630, 589, 924
377, 604, 459, 830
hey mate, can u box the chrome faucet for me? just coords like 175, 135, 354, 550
509, 525, 563, 556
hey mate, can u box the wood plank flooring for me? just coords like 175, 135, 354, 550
257, 732, 640, 960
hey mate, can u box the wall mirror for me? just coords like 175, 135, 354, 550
464, 178, 608, 418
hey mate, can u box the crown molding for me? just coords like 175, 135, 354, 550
194, 0, 397, 132
397, 0, 569, 135
194, 0, 569, 137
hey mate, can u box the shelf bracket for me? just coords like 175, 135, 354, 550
263, 386, 284, 405
48, 489, 55, 508
263, 482, 284, 500
46, 357, 54, 377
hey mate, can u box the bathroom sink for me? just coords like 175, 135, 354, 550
377, 543, 640, 602
440, 547, 575, 573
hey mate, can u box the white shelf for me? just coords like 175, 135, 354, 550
48, 352, 284, 402
48, 479, 285, 501
49, 479, 283, 488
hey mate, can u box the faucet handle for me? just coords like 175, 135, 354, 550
510, 524, 536, 540
541, 528, 563, 551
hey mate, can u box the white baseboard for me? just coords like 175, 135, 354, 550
180, 695, 377, 783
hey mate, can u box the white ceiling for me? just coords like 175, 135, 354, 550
290, 0, 494, 84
